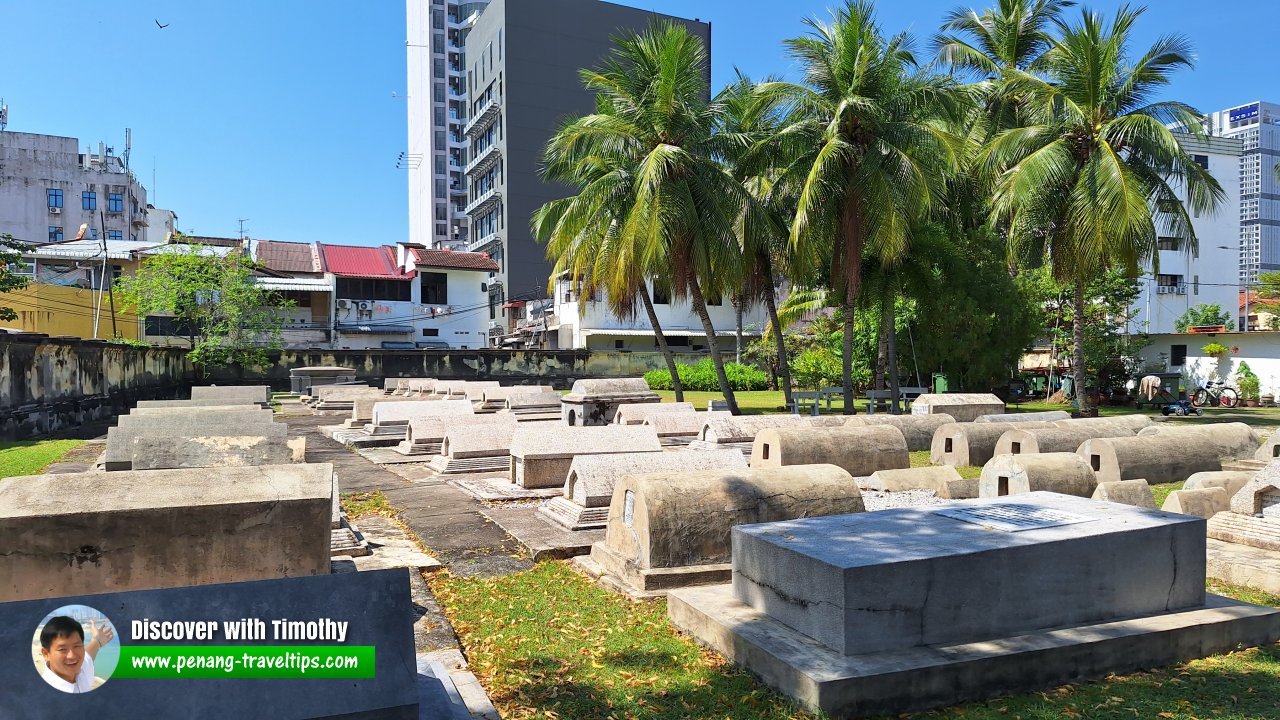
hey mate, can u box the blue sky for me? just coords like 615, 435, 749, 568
4, 1, 1276, 246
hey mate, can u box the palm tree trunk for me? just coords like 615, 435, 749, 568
1072, 280, 1090, 416
639, 284, 683, 403
875, 301, 889, 393
842, 298, 855, 415
762, 279, 793, 408
838, 193, 863, 415
735, 295, 744, 365
687, 270, 740, 415
887, 298, 900, 415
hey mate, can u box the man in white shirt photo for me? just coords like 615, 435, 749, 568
38, 615, 113, 693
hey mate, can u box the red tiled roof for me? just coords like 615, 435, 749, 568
411, 247, 499, 272
255, 240, 320, 274
316, 243, 415, 279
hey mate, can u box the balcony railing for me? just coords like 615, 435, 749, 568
465, 143, 500, 176
464, 188, 501, 216
464, 97, 500, 136
466, 231, 500, 254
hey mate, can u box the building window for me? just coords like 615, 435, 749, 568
107, 230, 122, 241
652, 284, 670, 305
334, 278, 411, 301
144, 315, 197, 337
88, 229, 99, 240
435, 180, 446, 199
1191, 154, 1209, 170
47, 188, 64, 208
1170, 344, 1187, 367
421, 272, 448, 304
423, 328, 440, 337
108, 193, 124, 212
1156, 237, 1179, 251
615, 339, 624, 350
112, 265, 123, 280
48, 226, 63, 242
667, 336, 689, 347
82, 191, 97, 210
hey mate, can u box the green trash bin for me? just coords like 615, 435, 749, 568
932, 373, 949, 394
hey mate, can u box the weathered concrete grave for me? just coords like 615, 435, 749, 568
509, 425, 662, 488
309, 385, 383, 410
0, 463, 333, 601
752, 425, 909, 477
1163, 487, 1231, 518
974, 410, 1071, 423
862, 465, 961, 493
668, 492, 1280, 719
134, 398, 260, 409
1255, 433, 1280, 462
645, 410, 731, 446
479, 385, 554, 411
910, 393, 1004, 422
1078, 434, 1226, 485
0, 570, 420, 719
540, 450, 747, 531
613, 402, 696, 425
1056, 414, 1153, 433
289, 365, 355, 394
1205, 462, 1280, 594
503, 390, 566, 421
1184, 471, 1255, 498
190, 384, 271, 404
844, 413, 955, 452
426, 417, 521, 474
1091, 479, 1156, 508
979, 452, 1097, 498
345, 395, 424, 429
371, 398, 473, 426
386, 376, 434, 395
434, 380, 500, 399
104, 416, 284, 470
131, 435, 303, 470
395, 412, 514, 456
121, 406, 275, 423
580, 464, 863, 596
687, 415, 810, 456
561, 378, 659, 426
930, 421, 1055, 468
994, 424, 1136, 456
1137, 422, 1260, 461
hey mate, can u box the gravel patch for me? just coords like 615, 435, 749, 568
860, 488, 949, 512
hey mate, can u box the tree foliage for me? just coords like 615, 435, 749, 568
115, 246, 291, 368
1174, 303, 1234, 333
0, 234, 33, 322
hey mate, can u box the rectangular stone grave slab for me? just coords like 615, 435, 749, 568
0, 570, 418, 719
613, 402, 696, 425
0, 463, 333, 601
396, 413, 516, 456
731, 492, 1204, 656
131, 435, 298, 470
129, 404, 261, 415
427, 421, 521, 474
509, 425, 662, 488
372, 399, 473, 426
561, 378, 659, 426
910, 393, 1004, 423
190, 385, 271, 404
104, 419, 284, 470
135, 398, 261, 409
645, 411, 731, 437
349, 395, 424, 425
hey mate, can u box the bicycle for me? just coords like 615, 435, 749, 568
1191, 380, 1239, 409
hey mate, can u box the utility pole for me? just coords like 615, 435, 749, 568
238, 218, 250, 241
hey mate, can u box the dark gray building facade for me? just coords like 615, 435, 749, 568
460, 0, 711, 329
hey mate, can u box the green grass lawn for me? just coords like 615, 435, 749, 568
0, 440, 86, 479
910, 449, 982, 479
433, 561, 1280, 720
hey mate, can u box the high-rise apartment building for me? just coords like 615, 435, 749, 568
1205, 101, 1280, 286
407, 0, 491, 252
408, 0, 710, 330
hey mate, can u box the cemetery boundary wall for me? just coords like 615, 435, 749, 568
0, 334, 192, 440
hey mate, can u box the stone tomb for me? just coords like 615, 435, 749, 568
994, 423, 1136, 456
540, 449, 748, 531
395, 412, 513, 456
862, 465, 963, 494
974, 410, 1071, 423
344, 395, 429, 429
1078, 434, 1226, 485
645, 410, 731, 446
479, 385, 554, 411
434, 380, 500, 400
844, 413, 955, 452
190, 384, 271, 404
910, 393, 1004, 423
561, 378, 659, 426
133, 398, 260, 409
309, 385, 383, 411
1137, 422, 1260, 461
130, 435, 304, 470
288, 365, 356, 393
751, 425, 909, 477
1162, 487, 1231, 518
0, 570, 419, 719
426, 416, 521, 474
687, 415, 818, 456
580, 464, 863, 595
1091, 480, 1157, 508
503, 390, 566, 421
0, 463, 333, 602
1057, 415, 1153, 433
979, 452, 1098, 498
104, 415, 284, 470
613, 402, 696, 425
930, 421, 1054, 468
509, 425, 662, 488
1205, 463, 1280, 594
668, 492, 1280, 718
371, 398, 473, 427
1184, 471, 1255, 497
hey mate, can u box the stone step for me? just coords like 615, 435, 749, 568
331, 525, 370, 558
427, 455, 509, 475
393, 441, 442, 456
539, 496, 608, 531
1208, 512, 1280, 552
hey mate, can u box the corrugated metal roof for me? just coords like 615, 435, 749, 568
254, 277, 332, 292
316, 243, 415, 279
335, 324, 415, 334
28, 239, 157, 260
411, 247, 499, 272
581, 329, 764, 337
256, 240, 320, 274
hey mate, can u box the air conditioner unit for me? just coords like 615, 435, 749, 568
357, 301, 373, 312
48, 206, 61, 214
336, 299, 351, 310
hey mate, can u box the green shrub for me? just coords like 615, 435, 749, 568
1201, 342, 1230, 357
790, 348, 843, 391
643, 358, 768, 392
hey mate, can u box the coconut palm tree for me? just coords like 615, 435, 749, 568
533, 133, 686, 402
984, 5, 1224, 414
760, 0, 964, 413
547, 21, 746, 412
935, 0, 1074, 78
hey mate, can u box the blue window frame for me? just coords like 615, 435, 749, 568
108, 193, 124, 212
107, 230, 122, 241
82, 191, 96, 210
47, 188, 63, 208
48, 226, 63, 242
